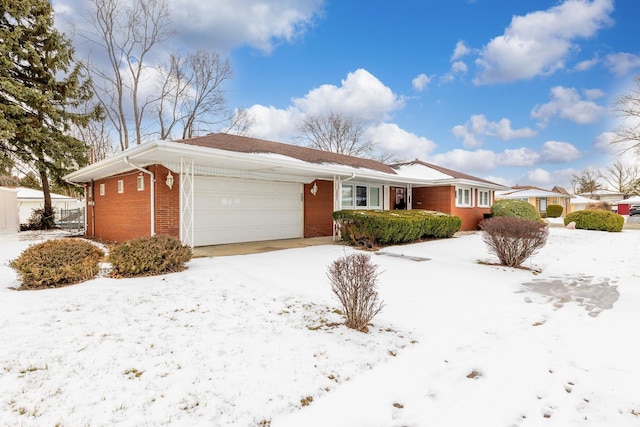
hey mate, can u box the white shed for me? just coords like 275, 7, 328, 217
0, 187, 19, 233
16, 187, 84, 225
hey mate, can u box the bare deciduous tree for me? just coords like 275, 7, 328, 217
612, 74, 640, 155
221, 108, 256, 137
571, 168, 603, 195
84, 0, 175, 150
156, 49, 233, 140
601, 159, 640, 195
297, 112, 376, 158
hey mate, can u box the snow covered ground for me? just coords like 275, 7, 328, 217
1, 226, 639, 426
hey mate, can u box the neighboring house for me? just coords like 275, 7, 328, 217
0, 187, 19, 233
63, 133, 507, 247
613, 195, 640, 215
569, 195, 600, 213
495, 186, 571, 215
15, 187, 84, 225
577, 189, 625, 212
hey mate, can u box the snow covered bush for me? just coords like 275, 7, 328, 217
480, 217, 548, 268
108, 235, 192, 277
327, 252, 384, 332
10, 238, 104, 289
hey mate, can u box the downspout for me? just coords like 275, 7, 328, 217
124, 157, 155, 236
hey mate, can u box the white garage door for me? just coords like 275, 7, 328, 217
193, 176, 303, 246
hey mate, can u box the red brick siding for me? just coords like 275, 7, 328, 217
149, 165, 180, 238
304, 180, 334, 237
85, 165, 180, 243
412, 186, 491, 231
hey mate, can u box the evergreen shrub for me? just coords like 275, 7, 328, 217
491, 199, 540, 221
108, 235, 192, 277
10, 238, 104, 289
564, 210, 624, 232
333, 210, 462, 248
546, 204, 563, 218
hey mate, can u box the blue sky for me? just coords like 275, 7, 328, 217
52, 0, 640, 190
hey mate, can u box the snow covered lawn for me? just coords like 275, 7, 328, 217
1, 227, 639, 426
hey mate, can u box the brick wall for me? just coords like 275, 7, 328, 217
303, 179, 334, 237
85, 165, 180, 243
412, 186, 491, 231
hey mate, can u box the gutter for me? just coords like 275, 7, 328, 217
124, 156, 155, 236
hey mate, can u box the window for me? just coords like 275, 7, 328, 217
99, 183, 105, 196
341, 183, 382, 210
341, 185, 354, 208
137, 175, 144, 191
369, 186, 381, 209
356, 185, 367, 207
456, 186, 472, 207
539, 197, 547, 212
478, 190, 490, 207
117, 180, 124, 193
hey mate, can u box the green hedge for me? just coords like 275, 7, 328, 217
333, 210, 462, 247
10, 238, 104, 290
546, 204, 563, 218
108, 235, 193, 277
564, 210, 624, 232
491, 199, 540, 221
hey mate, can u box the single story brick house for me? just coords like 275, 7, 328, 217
64, 133, 507, 247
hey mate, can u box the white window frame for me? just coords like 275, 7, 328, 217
117, 179, 124, 194
137, 175, 144, 191
455, 186, 472, 207
87, 186, 93, 198
341, 183, 382, 210
99, 183, 105, 196
478, 190, 491, 208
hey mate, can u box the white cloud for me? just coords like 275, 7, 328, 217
430, 149, 498, 173
524, 168, 554, 185
452, 114, 537, 148
293, 69, 404, 121
451, 40, 471, 61
412, 73, 433, 92
365, 123, 437, 161
540, 141, 582, 162
574, 56, 600, 72
243, 105, 302, 142
168, 0, 325, 53
474, 0, 614, 84
497, 148, 540, 167
245, 69, 406, 144
451, 61, 468, 74
604, 52, 640, 77
531, 86, 605, 127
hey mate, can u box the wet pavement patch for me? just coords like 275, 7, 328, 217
519, 275, 619, 317
375, 252, 431, 262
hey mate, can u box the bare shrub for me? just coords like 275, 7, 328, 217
585, 201, 612, 211
480, 217, 548, 268
327, 253, 384, 332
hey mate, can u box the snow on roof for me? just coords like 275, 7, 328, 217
392, 163, 453, 180
570, 195, 599, 204
496, 188, 569, 199
15, 187, 77, 200
614, 195, 640, 205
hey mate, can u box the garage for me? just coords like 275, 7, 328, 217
193, 176, 304, 246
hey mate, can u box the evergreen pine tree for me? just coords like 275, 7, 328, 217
0, 0, 98, 228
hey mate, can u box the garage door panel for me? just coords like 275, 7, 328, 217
193, 177, 303, 246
